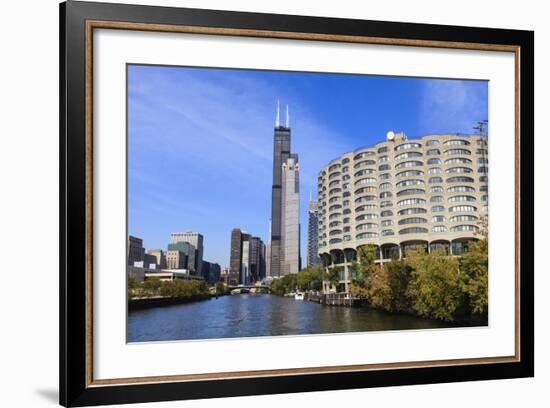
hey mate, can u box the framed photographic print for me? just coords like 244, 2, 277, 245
60, 0, 534, 406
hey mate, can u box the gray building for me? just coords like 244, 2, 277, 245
229, 228, 265, 285
127, 235, 143, 266
307, 199, 320, 267
147, 249, 166, 269
249, 236, 266, 282
269, 102, 300, 277
170, 232, 204, 274
201, 260, 221, 284
229, 228, 245, 285
281, 156, 301, 274
165, 249, 187, 270
167, 241, 197, 273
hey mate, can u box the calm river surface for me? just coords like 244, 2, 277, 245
128, 294, 486, 342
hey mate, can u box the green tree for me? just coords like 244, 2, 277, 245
460, 216, 489, 315
384, 258, 413, 313
324, 266, 342, 291
296, 265, 323, 291
143, 277, 162, 296
349, 244, 382, 301
214, 282, 228, 295
406, 248, 464, 321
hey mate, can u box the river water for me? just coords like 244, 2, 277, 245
128, 293, 485, 342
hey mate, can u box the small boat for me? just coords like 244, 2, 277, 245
294, 292, 305, 300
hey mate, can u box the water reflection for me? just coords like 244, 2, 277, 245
128, 294, 485, 342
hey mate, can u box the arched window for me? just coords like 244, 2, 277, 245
428, 167, 441, 174
355, 195, 377, 204
356, 223, 378, 231
397, 198, 426, 207
450, 215, 478, 222
447, 176, 474, 183
432, 225, 448, 233
430, 195, 444, 202
395, 160, 423, 169
354, 177, 376, 186
425, 140, 440, 146
431, 215, 446, 222
396, 170, 423, 178
445, 157, 472, 165
395, 142, 422, 151
446, 167, 473, 174
443, 139, 470, 146
448, 195, 476, 202
399, 227, 428, 235
379, 182, 392, 190
427, 158, 441, 165
397, 207, 427, 216
396, 179, 424, 188
353, 151, 376, 161
356, 232, 379, 239
380, 210, 393, 217
378, 164, 391, 171
449, 205, 477, 212
429, 176, 443, 184
426, 149, 441, 155
429, 186, 443, 193
356, 213, 378, 221
447, 185, 475, 193
444, 148, 471, 155
478, 166, 489, 173
396, 188, 425, 197
354, 160, 377, 170
398, 217, 427, 225
431, 205, 445, 212
450, 225, 479, 232
395, 151, 422, 160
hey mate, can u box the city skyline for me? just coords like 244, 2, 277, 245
128, 64, 488, 267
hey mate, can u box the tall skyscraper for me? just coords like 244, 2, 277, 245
269, 102, 300, 276
170, 232, 203, 275
229, 228, 246, 285
281, 156, 301, 274
307, 199, 320, 267
229, 228, 265, 285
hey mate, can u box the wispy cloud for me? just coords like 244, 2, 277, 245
419, 79, 488, 135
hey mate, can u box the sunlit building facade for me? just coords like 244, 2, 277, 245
317, 132, 488, 291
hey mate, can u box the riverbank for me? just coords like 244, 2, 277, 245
128, 294, 222, 310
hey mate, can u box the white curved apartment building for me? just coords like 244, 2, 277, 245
317, 132, 488, 290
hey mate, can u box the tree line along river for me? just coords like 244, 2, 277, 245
127, 293, 486, 342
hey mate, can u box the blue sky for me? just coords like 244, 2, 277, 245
127, 65, 488, 268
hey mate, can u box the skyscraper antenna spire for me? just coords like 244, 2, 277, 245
286, 104, 290, 128
275, 100, 280, 127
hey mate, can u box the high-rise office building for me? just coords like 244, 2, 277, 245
281, 156, 301, 274
229, 228, 265, 285
165, 250, 187, 270
269, 102, 300, 276
127, 235, 144, 266
147, 249, 166, 269
167, 241, 197, 273
229, 228, 245, 285
249, 236, 266, 282
307, 199, 320, 267
170, 232, 203, 275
